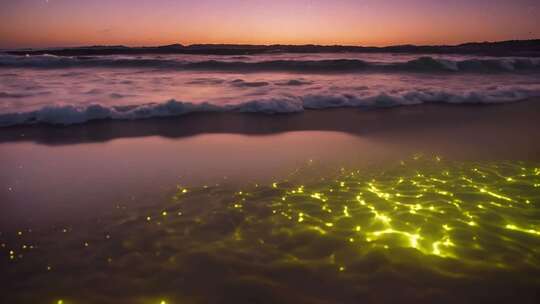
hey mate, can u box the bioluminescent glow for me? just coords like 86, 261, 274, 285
2, 156, 539, 303
202, 156, 540, 268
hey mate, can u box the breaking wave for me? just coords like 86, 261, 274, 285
2, 87, 539, 127
1, 54, 540, 73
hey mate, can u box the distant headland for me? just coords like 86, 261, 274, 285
6, 39, 540, 57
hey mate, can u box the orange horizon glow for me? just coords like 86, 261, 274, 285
1, 0, 538, 49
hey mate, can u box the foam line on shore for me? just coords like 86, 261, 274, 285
2, 87, 539, 127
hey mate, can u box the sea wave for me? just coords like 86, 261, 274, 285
1, 54, 540, 73
2, 87, 539, 127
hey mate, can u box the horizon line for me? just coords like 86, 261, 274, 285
3, 38, 540, 51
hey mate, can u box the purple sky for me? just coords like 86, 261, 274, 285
1, 0, 538, 48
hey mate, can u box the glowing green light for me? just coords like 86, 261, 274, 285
478, 188, 512, 202
343, 206, 350, 217
430, 177, 447, 184
310, 192, 326, 201
505, 224, 540, 236
432, 242, 442, 256
367, 183, 392, 199
369, 229, 421, 249
165, 157, 540, 275
356, 196, 367, 205
409, 234, 420, 248
308, 226, 327, 235
409, 204, 422, 214
490, 201, 503, 207
435, 190, 453, 196
442, 237, 455, 247
374, 212, 392, 224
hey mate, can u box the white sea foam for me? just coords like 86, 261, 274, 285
2, 52, 540, 127
1, 86, 539, 127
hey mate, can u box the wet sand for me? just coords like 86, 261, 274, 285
1, 99, 540, 154
1, 100, 540, 303
1, 100, 539, 225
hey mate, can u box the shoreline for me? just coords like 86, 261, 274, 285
1, 99, 539, 147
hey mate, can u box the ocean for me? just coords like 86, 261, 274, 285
1, 49, 540, 303
1, 52, 540, 126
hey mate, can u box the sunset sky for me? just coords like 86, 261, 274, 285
1, 0, 539, 48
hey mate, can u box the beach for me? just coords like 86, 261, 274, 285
2, 1, 540, 302
1, 99, 540, 303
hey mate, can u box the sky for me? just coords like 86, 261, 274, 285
0, 0, 539, 48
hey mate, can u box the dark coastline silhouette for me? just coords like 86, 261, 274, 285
6, 39, 540, 57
